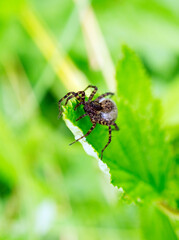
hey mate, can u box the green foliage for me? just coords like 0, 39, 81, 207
63, 46, 172, 201
140, 204, 177, 240
1, 0, 179, 239
0, 0, 25, 19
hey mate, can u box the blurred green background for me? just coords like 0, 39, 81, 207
0, 0, 179, 239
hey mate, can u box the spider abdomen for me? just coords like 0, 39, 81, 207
99, 98, 118, 122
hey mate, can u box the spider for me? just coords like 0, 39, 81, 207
58, 85, 119, 159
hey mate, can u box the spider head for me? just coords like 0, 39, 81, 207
90, 101, 102, 111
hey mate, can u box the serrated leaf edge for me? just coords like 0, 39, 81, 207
63, 116, 124, 194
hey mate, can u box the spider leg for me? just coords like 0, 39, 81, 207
112, 123, 120, 131
59, 92, 75, 105
65, 91, 85, 106
69, 123, 96, 145
74, 102, 83, 110
95, 92, 114, 101
83, 85, 97, 92
101, 126, 112, 160
83, 85, 98, 101
88, 86, 98, 101
75, 113, 88, 121
58, 92, 76, 117
58, 91, 86, 117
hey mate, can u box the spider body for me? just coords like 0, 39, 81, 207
83, 99, 118, 124
59, 85, 119, 159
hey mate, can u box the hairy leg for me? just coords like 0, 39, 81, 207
75, 113, 88, 121
95, 92, 114, 101
83, 85, 98, 101
101, 126, 112, 159
59, 92, 75, 105
112, 123, 119, 131
83, 85, 97, 92
58, 91, 85, 117
58, 92, 76, 117
74, 102, 83, 110
69, 123, 96, 145
65, 91, 85, 105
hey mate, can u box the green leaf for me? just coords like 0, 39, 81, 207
62, 46, 172, 201
140, 204, 178, 240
